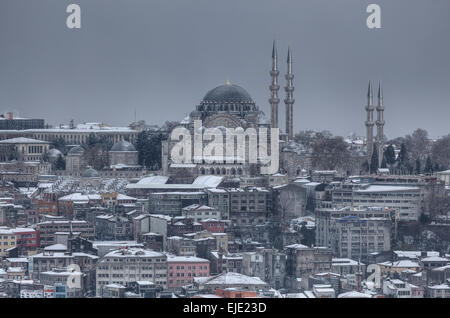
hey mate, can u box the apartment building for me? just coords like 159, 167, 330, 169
316, 207, 392, 261
95, 248, 168, 296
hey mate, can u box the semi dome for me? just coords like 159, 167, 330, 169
68, 146, 84, 155
111, 140, 136, 152
47, 148, 63, 158
81, 167, 99, 178
202, 83, 253, 103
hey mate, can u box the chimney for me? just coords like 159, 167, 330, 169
356, 271, 362, 292
6, 112, 13, 120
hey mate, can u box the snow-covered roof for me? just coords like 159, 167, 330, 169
6, 257, 29, 263
338, 291, 372, 298
421, 256, 448, 262
394, 250, 440, 259
116, 194, 137, 201
0, 137, 49, 144
167, 255, 210, 263
192, 176, 223, 187
285, 243, 309, 249
127, 175, 222, 190
105, 283, 126, 289
356, 185, 420, 193
58, 193, 101, 202
428, 284, 450, 290
197, 272, 268, 286
7, 267, 25, 273
44, 244, 67, 251
41, 270, 82, 276
332, 258, 364, 266
170, 163, 197, 168
284, 293, 307, 298
103, 248, 165, 258
136, 175, 169, 185
379, 260, 421, 268
30, 252, 98, 259
182, 204, 215, 211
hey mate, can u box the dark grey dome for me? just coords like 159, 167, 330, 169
111, 140, 136, 152
68, 146, 84, 155
81, 167, 99, 178
203, 84, 253, 103
47, 148, 63, 158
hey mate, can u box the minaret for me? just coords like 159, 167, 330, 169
269, 41, 280, 129
376, 83, 385, 167
284, 47, 295, 141
365, 81, 375, 162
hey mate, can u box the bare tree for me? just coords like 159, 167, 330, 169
311, 136, 351, 171
431, 134, 450, 170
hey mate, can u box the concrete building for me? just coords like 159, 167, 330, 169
166, 236, 196, 257
382, 278, 423, 298
181, 204, 221, 222
331, 182, 424, 221
95, 248, 168, 296
0, 112, 44, 130
0, 137, 50, 162
241, 248, 286, 289
148, 191, 208, 216
167, 255, 210, 290
0, 228, 16, 257
316, 207, 393, 261
193, 272, 268, 293
284, 244, 332, 289
35, 220, 95, 247
39, 268, 84, 298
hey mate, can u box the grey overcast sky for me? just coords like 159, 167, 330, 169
0, 0, 449, 139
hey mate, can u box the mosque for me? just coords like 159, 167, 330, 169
161, 42, 296, 183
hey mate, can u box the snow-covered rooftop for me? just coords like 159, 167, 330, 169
197, 272, 267, 286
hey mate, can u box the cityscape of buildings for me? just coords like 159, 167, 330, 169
0, 39, 449, 300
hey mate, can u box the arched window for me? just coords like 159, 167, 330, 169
210, 168, 215, 175
221, 168, 226, 175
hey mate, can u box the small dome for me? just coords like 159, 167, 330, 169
68, 146, 84, 155
47, 148, 63, 158
81, 167, 99, 178
111, 140, 136, 152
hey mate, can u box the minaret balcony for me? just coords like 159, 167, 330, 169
269, 98, 280, 104
285, 74, 294, 80
270, 84, 280, 90
270, 70, 280, 76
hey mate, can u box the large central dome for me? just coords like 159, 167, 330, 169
203, 83, 253, 103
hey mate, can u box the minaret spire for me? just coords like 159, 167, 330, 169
269, 41, 280, 129
365, 81, 375, 169
376, 82, 385, 167
284, 46, 295, 141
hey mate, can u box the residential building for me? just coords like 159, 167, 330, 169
95, 248, 168, 296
